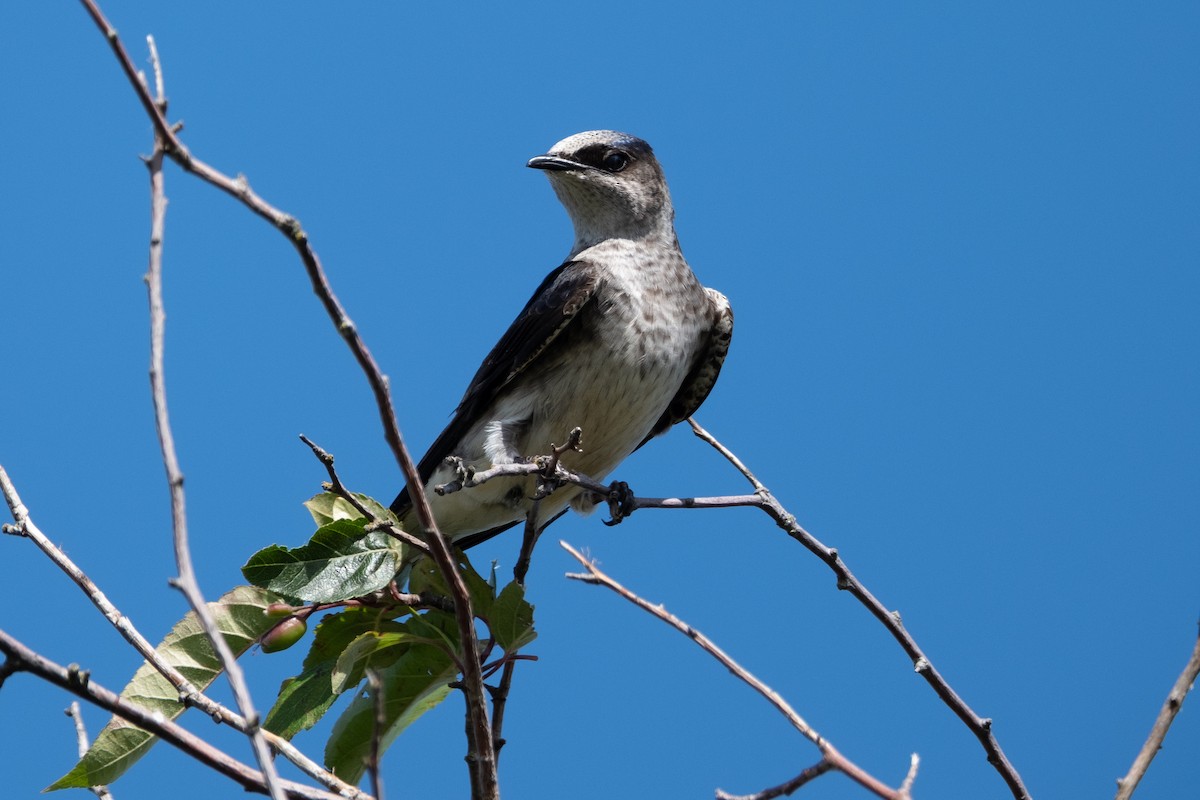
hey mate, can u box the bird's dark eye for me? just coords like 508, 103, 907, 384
602, 151, 630, 172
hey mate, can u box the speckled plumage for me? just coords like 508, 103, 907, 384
391, 131, 733, 547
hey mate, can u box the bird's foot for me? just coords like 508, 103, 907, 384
433, 456, 475, 496
602, 480, 637, 526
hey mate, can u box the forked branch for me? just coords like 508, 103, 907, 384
562, 542, 916, 800
77, 2, 497, 794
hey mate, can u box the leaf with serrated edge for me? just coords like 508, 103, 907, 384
490, 581, 537, 653
241, 519, 402, 603
47, 585, 281, 791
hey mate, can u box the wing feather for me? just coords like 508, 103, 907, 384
642, 287, 734, 445
391, 260, 601, 514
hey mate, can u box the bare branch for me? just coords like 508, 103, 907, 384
75, 3, 497, 794
0, 630, 345, 800
489, 500, 550, 763
899, 754, 920, 798
687, 417, 768, 493
715, 760, 834, 800
687, 420, 1031, 800
0, 465, 367, 798
417, 413, 1032, 799
298, 434, 430, 554
138, 39, 284, 800
562, 542, 909, 800
65, 702, 115, 800
1115, 625, 1200, 800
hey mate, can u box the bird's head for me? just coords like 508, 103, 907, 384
528, 130, 675, 254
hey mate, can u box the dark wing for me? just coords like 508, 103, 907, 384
642, 287, 734, 445
391, 259, 602, 516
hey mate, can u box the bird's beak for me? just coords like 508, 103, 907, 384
527, 155, 585, 172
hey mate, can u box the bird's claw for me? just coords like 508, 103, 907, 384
603, 481, 636, 526
444, 456, 474, 484
434, 456, 475, 495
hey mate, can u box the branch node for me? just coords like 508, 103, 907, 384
66, 664, 91, 689
281, 215, 305, 242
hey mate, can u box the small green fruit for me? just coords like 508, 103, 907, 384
260, 617, 307, 653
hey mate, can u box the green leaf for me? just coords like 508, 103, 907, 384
47, 586, 281, 791
401, 608, 461, 654
304, 492, 398, 527
241, 519, 402, 603
490, 581, 537, 653
324, 622, 459, 783
331, 631, 415, 694
264, 606, 407, 740
263, 665, 341, 741
408, 549, 496, 615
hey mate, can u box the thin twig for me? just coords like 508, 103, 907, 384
489, 502, 546, 762
76, 3, 497, 795
687, 418, 768, 493
715, 760, 835, 800
65, 702, 115, 800
298, 434, 430, 554
365, 670, 386, 800
0, 466, 367, 798
1115, 625, 1200, 800
0, 630, 345, 800
899, 754, 920, 797
562, 542, 909, 800
686, 419, 1030, 800
140, 40, 285, 800
423, 412, 1031, 798
433, 452, 757, 522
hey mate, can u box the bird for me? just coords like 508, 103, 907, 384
390, 130, 733, 549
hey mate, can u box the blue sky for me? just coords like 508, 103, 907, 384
2, 3, 1198, 799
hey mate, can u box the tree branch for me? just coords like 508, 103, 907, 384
298, 434, 430, 555
0, 465, 367, 799
0, 629, 346, 800
65, 702, 114, 800
1114, 624, 1200, 800
76, 3, 497, 794
562, 542, 913, 800
139, 38, 284, 800
715, 760, 835, 800
684, 419, 1029, 799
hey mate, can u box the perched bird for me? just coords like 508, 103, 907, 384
391, 130, 733, 548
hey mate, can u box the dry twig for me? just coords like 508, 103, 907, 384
562, 541, 914, 800
0, 630, 345, 800
76, 2, 497, 795
0, 466, 366, 798
1115, 626, 1200, 800
433, 416, 1031, 797
685, 419, 1029, 800
65, 702, 114, 800
299, 434, 430, 554
139, 37, 284, 800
